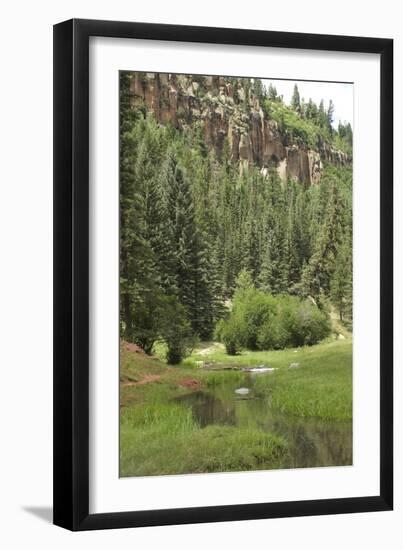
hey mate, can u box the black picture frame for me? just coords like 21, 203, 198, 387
53, 18, 393, 531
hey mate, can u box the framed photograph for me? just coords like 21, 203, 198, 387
53, 19, 393, 530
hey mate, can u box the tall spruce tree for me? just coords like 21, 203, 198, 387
291, 84, 301, 113
331, 241, 352, 322
119, 75, 155, 343
268, 83, 278, 101
327, 99, 335, 135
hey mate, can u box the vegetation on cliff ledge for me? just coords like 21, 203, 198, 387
263, 82, 353, 155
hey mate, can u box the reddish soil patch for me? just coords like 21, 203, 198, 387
177, 378, 202, 390
123, 341, 145, 354
122, 374, 161, 387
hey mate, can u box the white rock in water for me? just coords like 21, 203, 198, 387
248, 367, 277, 373
235, 387, 250, 395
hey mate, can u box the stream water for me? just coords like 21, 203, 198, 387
176, 372, 352, 469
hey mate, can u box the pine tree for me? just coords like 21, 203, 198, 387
287, 181, 304, 286
258, 241, 272, 293
300, 176, 344, 300
252, 78, 265, 103
119, 75, 155, 343
318, 99, 327, 129
330, 241, 352, 322
163, 155, 214, 336
327, 99, 335, 134
266, 172, 289, 293
291, 84, 301, 113
267, 83, 278, 101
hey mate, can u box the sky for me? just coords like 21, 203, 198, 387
262, 79, 353, 129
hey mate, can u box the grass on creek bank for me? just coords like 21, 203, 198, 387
120, 404, 287, 476
252, 340, 352, 420
120, 338, 352, 476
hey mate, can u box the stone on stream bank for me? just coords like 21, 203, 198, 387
243, 366, 278, 373
234, 387, 250, 395
199, 361, 279, 373
288, 363, 301, 369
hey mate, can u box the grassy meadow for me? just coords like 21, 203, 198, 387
120, 336, 352, 477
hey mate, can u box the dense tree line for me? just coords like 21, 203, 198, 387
120, 73, 353, 362
263, 82, 353, 154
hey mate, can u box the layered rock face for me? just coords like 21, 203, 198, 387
129, 73, 350, 186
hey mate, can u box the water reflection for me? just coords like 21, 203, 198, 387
176, 374, 352, 469
178, 391, 237, 427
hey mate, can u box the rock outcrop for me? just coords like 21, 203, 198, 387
129, 73, 350, 186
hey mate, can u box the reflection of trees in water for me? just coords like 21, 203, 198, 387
178, 392, 237, 427
177, 390, 352, 468
288, 424, 319, 467
243, 414, 351, 468
283, 420, 352, 468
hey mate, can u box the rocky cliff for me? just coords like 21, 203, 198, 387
129, 73, 350, 186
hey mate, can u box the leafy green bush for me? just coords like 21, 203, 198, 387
220, 315, 243, 355
258, 317, 289, 350
216, 283, 331, 353
278, 297, 331, 347
235, 290, 277, 350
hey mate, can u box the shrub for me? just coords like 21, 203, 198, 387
223, 334, 239, 356
258, 319, 289, 350
160, 296, 197, 365
221, 315, 243, 355
216, 287, 331, 354
214, 318, 226, 342
214, 313, 247, 355
166, 341, 184, 365
166, 332, 199, 364
279, 297, 331, 347
237, 291, 277, 350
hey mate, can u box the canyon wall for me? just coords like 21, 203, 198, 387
129, 73, 350, 186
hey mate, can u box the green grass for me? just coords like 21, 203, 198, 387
120, 413, 288, 476
188, 338, 348, 368
204, 370, 246, 387
187, 338, 352, 420
120, 337, 352, 476
253, 340, 352, 420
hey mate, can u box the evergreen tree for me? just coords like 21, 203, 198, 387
119, 75, 156, 343
291, 84, 301, 113
258, 242, 273, 293
331, 241, 352, 322
300, 175, 344, 301
266, 172, 289, 293
327, 99, 335, 134
252, 78, 265, 103
267, 82, 278, 101
318, 99, 328, 129
305, 98, 318, 121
